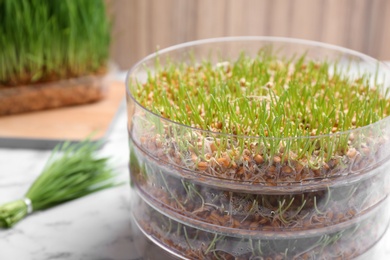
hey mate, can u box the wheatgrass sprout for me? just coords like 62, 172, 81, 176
0, 0, 110, 86
0, 139, 121, 228
133, 51, 390, 162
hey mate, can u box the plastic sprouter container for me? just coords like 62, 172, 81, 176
126, 37, 390, 259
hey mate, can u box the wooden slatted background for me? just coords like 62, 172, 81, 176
106, 0, 390, 70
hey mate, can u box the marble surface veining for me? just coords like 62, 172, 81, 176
0, 98, 145, 260
1, 73, 390, 260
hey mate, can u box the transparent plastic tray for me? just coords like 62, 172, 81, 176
126, 37, 390, 259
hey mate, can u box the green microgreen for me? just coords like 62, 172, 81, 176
132, 50, 390, 162
0, 0, 110, 86
0, 139, 121, 228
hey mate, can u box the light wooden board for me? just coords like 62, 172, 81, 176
0, 81, 126, 149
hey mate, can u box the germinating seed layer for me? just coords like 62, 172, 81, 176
135, 52, 390, 138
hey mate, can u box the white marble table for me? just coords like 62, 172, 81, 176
0, 98, 146, 260
1, 77, 390, 260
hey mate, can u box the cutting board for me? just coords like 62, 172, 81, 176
0, 81, 126, 149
